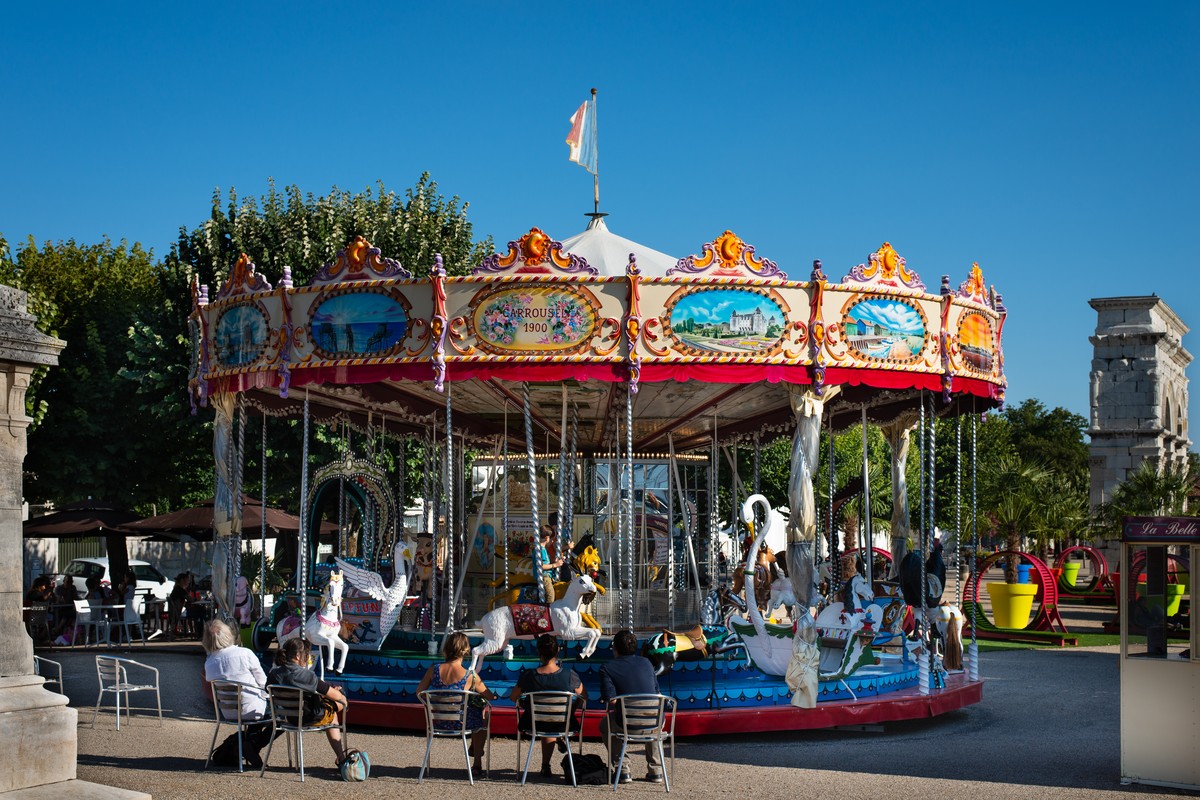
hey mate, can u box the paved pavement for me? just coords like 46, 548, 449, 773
40, 614, 1194, 799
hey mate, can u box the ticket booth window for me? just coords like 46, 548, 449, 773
1121, 543, 1191, 661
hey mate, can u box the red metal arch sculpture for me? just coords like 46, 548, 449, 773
961, 550, 1067, 633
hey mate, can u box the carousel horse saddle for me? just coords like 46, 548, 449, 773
646, 624, 729, 658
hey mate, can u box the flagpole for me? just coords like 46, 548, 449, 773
591, 87, 600, 216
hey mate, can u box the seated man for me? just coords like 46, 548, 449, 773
599, 630, 662, 784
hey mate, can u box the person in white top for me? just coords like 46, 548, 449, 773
202, 619, 272, 768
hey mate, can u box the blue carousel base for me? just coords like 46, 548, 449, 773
288, 629, 945, 735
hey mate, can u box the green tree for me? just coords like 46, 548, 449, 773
167, 175, 493, 291
156, 176, 494, 512
0, 236, 170, 509
1096, 458, 1198, 535
1001, 399, 1088, 479
987, 456, 1050, 582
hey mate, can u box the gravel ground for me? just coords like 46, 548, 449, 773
39, 604, 1195, 800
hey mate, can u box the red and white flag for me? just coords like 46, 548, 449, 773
565, 98, 597, 175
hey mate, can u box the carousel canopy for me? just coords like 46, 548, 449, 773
191, 227, 1007, 452
557, 216, 678, 277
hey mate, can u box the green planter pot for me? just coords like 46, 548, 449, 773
1062, 561, 1082, 588
986, 582, 1038, 630
1136, 583, 1186, 617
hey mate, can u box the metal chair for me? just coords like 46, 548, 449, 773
73, 600, 108, 646
260, 684, 346, 782
205, 680, 265, 772
417, 689, 491, 785
516, 690, 585, 786
93, 655, 162, 730
33, 654, 63, 693
606, 694, 676, 792
114, 594, 148, 647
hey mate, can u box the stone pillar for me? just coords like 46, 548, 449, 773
0, 286, 147, 799
1088, 296, 1192, 510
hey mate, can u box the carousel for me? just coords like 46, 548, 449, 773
189, 214, 1003, 735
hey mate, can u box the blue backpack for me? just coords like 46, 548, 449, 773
340, 749, 371, 782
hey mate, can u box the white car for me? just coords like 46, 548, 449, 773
58, 558, 171, 602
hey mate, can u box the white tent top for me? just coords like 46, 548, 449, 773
558, 215, 678, 277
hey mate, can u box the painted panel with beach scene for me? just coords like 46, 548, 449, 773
842, 298, 926, 363
668, 289, 786, 354
214, 303, 269, 368
310, 291, 408, 357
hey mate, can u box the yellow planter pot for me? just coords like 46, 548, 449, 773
986, 582, 1038, 630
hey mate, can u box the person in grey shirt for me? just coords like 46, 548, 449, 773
599, 630, 662, 783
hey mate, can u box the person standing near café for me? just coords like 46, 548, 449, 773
599, 629, 663, 784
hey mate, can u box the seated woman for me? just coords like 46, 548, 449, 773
416, 631, 498, 774
268, 637, 348, 766
202, 619, 272, 769
509, 633, 586, 778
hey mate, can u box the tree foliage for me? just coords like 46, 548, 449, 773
1096, 457, 1198, 535
0, 174, 492, 520
160, 175, 494, 511
0, 236, 173, 510
166, 174, 493, 292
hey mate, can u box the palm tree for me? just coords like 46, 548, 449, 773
1095, 458, 1198, 539
1036, 472, 1089, 561
986, 457, 1050, 582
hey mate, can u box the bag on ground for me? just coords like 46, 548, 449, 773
340, 748, 371, 782
209, 734, 242, 768
562, 752, 608, 785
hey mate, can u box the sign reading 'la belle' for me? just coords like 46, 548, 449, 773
1122, 516, 1200, 542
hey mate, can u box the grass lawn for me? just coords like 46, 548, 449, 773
976, 632, 1121, 651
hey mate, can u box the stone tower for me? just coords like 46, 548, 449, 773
1088, 296, 1191, 509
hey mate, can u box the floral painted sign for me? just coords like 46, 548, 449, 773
471, 287, 597, 354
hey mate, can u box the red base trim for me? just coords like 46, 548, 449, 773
350, 677, 983, 737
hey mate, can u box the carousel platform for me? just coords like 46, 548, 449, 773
321, 631, 980, 736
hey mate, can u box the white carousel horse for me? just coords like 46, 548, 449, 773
469, 574, 601, 671
277, 570, 350, 674
335, 541, 413, 643
727, 494, 794, 676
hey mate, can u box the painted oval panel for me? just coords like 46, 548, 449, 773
310, 292, 408, 357
669, 289, 786, 354
958, 312, 995, 373
473, 287, 596, 353
214, 303, 269, 368
842, 298, 926, 363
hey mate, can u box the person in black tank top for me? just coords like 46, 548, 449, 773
510, 634, 587, 777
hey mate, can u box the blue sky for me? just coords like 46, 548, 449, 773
2, 2, 1197, 439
